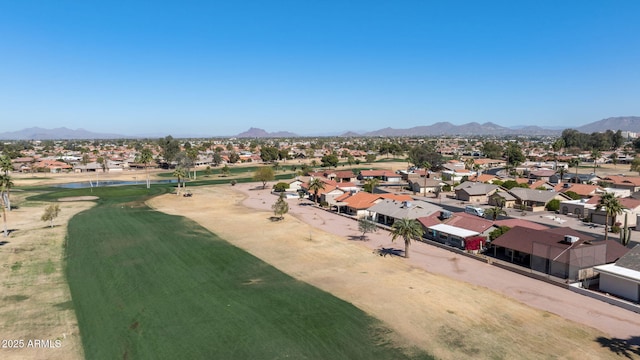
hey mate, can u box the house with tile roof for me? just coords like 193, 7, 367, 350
330, 192, 413, 217
595, 244, 640, 303
554, 183, 606, 198
587, 195, 640, 228
491, 226, 629, 280
601, 175, 640, 192
492, 218, 550, 231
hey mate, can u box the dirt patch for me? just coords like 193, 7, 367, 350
58, 196, 99, 202
0, 191, 94, 360
148, 184, 637, 360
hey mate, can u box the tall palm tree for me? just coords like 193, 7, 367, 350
591, 149, 601, 175
597, 193, 623, 241
422, 161, 431, 196
137, 148, 153, 189
0, 175, 11, 236
307, 178, 325, 205
0, 174, 13, 212
568, 158, 580, 183
0, 155, 12, 175
173, 167, 186, 196
390, 218, 424, 258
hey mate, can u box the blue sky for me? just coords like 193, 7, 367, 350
1, 1, 639, 136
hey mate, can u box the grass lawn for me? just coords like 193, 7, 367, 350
60, 187, 431, 360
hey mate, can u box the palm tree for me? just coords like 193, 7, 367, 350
0, 175, 11, 237
485, 205, 506, 222
137, 148, 153, 189
364, 178, 380, 194
307, 178, 325, 205
0, 174, 13, 212
0, 155, 12, 175
422, 161, 431, 197
464, 158, 474, 170
173, 167, 186, 196
568, 158, 580, 183
187, 148, 199, 180
591, 149, 601, 175
390, 218, 424, 258
597, 193, 623, 241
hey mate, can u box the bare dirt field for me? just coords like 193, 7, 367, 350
0, 191, 94, 360
148, 183, 640, 360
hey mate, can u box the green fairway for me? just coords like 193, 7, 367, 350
63, 187, 432, 359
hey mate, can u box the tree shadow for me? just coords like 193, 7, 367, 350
268, 216, 284, 222
0, 240, 9, 246
373, 247, 404, 257
596, 336, 640, 359
348, 235, 368, 241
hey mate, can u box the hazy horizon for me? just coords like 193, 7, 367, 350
1, 1, 639, 135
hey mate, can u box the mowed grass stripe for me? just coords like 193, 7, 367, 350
66, 203, 431, 360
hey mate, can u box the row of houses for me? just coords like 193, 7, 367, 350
287, 175, 634, 287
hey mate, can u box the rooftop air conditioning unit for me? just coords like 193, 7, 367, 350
564, 235, 580, 243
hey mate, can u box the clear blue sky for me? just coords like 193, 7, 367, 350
1, 1, 639, 136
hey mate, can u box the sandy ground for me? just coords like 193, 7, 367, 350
148, 183, 640, 360
0, 192, 94, 360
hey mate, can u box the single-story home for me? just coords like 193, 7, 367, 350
491, 226, 629, 280
594, 244, 640, 303
508, 188, 572, 212
454, 182, 502, 204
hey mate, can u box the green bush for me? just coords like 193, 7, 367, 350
272, 182, 289, 192
546, 199, 560, 212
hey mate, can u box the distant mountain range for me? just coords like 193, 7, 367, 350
0, 127, 127, 140
235, 127, 298, 138
0, 116, 639, 139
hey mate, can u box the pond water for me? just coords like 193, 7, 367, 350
54, 179, 178, 189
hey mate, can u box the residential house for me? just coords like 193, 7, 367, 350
491, 226, 629, 280
32, 159, 72, 173
589, 196, 640, 228
454, 182, 502, 204
359, 170, 402, 183
473, 158, 506, 169
366, 199, 443, 226
555, 183, 606, 198
601, 175, 640, 193
468, 174, 499, 183
566, 173, 601, 184
528, 180, 555, 191
406, 174, 444, 195
332, 192, 413, 217
508, 188, 572, 212
424, 223, 481, 250
493, 218, 550, 231
595, 244, 640, 303
488, 190, 518, 208
528, 169, 557, 182
559, 199, 595, 219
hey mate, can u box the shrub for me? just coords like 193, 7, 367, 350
272, 182, 289, 192
546, 199, 560, 212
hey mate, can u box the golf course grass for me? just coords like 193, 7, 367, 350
48, 185, 432, 359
